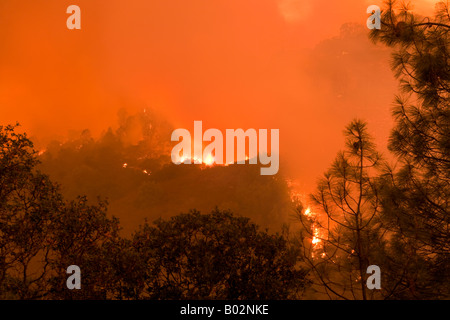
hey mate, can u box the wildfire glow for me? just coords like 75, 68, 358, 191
304, 207, 313, 217
175, 154, 221, 166
312, 227, 321, 245
203, 154, 214, 166
304, 206, 323, 249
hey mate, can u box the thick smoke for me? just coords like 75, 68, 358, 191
38, 108, 295, 234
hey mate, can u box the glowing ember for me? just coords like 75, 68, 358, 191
312, 227, 321, 245
203, 154, 214, 166
304, 207, 312, 217
304, 207, 324, 251
175, 154, 224, 166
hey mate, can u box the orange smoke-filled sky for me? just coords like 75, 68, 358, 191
0, 0, 437, 192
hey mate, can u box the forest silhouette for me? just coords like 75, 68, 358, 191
0, 1, 449, 299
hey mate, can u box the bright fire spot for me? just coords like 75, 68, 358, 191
122, 163, 128, 168
304, 206, 323, 250
312, 227, 321, 245
203, 154, 214, 166
304, 207, 315, 218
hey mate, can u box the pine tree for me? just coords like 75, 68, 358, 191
370, 0, 450, 298
300, 120, 388, 300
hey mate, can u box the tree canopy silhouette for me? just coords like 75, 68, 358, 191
369, 0, 450, 298
1, 123, 308, 299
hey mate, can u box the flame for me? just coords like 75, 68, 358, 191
122, 163, 128, 168
175, 154, 221, 166
312, 227, 321, 245
193, 156, 201, 164
304, 206, 323, 250
203, 154, 214, 166
304, 207, 313, 217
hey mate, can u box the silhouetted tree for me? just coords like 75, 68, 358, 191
131, 209, 308, 299
1, 124, 308, 300
46, 196, 121, 300
370, 0, 450, 298
0, 124, 120, 299
0, 124, 62, 298
299, 120, 390, 300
